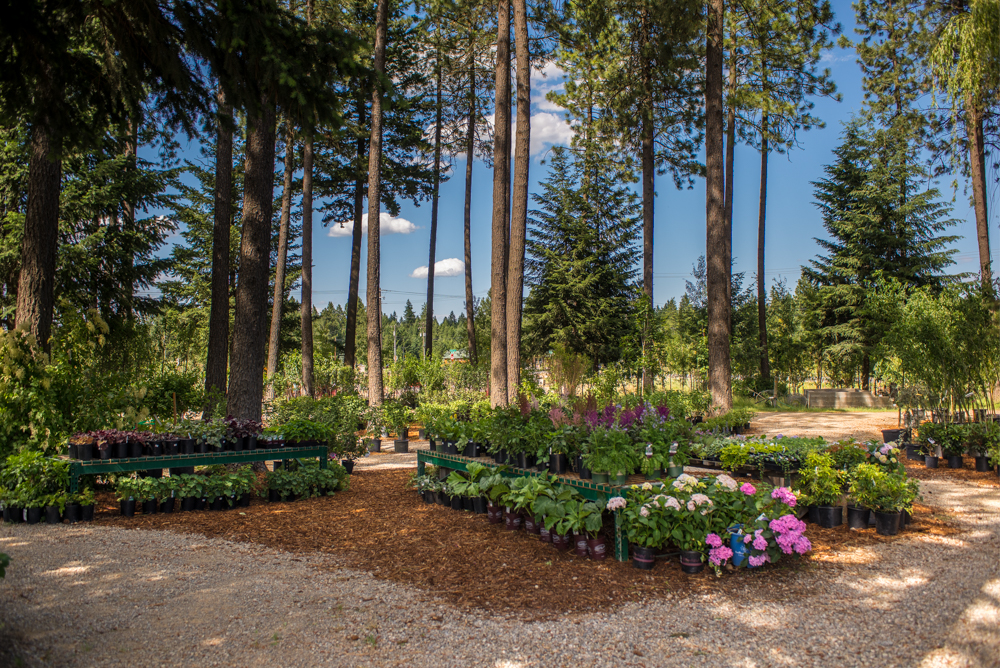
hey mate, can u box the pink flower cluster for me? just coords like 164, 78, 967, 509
654, 495, 682, 511
606, 496, 627, 511
706, 533, 723, 548
748, 553, 770, 567
769, 514, 811, 555
709, 545, 733, 566
771, 487, 798, 508
740, 483, 756, 496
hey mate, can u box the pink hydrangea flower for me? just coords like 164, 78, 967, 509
771, 487, 797, 508
708, 545, 733, 566
752, 535, 768, 551
740, 483, 756, 496
748, 553, 770, 567
639, 505, 650, 517
744, 534, 753, 544
706, 533, 723, 548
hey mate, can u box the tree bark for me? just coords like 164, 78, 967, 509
490, 0, 511, 407
205, 93, 233, 408
425, 50, 444, 359
344, 96, 366, 368
723, 62, 736, 315
227, 97, 277, 421
122, 112, 139, 318
366, 0, 389, 406
265, 119, 296, 399
967, 97, 990, 291
705, 0, 731, 411
506, 0, 530, 402
640, 31, 654, 395
300, 0, 315, 397
464, 47, 478, 366
16, 123, 61, 352
757, 112, 770, 382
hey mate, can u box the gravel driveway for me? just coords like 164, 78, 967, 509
1, 473, 997, 668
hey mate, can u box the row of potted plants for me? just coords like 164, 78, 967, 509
913, 421, 1000, 471
0, 452, 97, 524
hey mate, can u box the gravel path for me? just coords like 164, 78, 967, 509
1, 476, 997, 668
750, 410, 901, 442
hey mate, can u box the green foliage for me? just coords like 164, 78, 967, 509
583, 427, 639, 476
265, 460, 348, 499
0, 451, 69, 509
0, 552, 8, 578
797, 452, 844, 507
848, 463, 920, 512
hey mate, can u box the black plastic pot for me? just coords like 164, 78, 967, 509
120, 499, 136, 517
815, 505, 843, 528
210, 497, 224, 511
197, 441, 210, 454
514, 453, 529, 469
142, 499, 158, 514
128, 442, 143, 458
68, 443, 78, 459
394, 439, 410, 454
45, 505, 61, 524
881, 428, 904, 443
164, 440, 179, 456
451, 496, 463, 511
369, 438, 382, 453
873, 510, 901, 536
946, 455, 964, 469
436, 492, 447, 506
114, 442, 128, 459
195, 497, 207, 510
63, 503, 81, 523
181, 439, 195, 454
239, 493, 251, 507
925, 455, 939, 468
472, 497, 487, 514
975, 456, 991, 472
78, 443, 93, 461
679, 550, 704, 574
151, 442, 163, 457
552, 533, 572, 551
460, 496, 473, 511
445, 442, 459, 456
180, 497, 196, 512
462, 442, 479, 458
99, 447, 111, 460
493, 450, 505, 464
905, 444, 921, 461
26, 507, 42, 524
549, 453, 569, 475
575, 455, 592, 479
3, 507, 19, 523
341, 460, 355, 474
847, 505, 870, 530
487, 502, 503, 524
160, 497, 175, 513
81, 505, 94, 522
268, 489, 282, 503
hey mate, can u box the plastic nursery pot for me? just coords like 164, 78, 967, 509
947, 455, 964, 469
667, 466, 685, 478
120, 499, 136, 517
575, 456, 592, 480
128, 442, 143, 458
68, 443, 78, 460
26, 507, 43, 524
504, 510, 522, 531
905, 445, 921, 461
552, 533, 572, 552
847, 506, 871, 530
369, 439, 382, 453
461, 496, 474, 511
64, 503, 82, 524
975, 456, 991, 472
81, 505, 94, 522
679, 550, 705, 574
78, 443, 93, 461
592, 473, 610, 484
549, 454, 569, 475
268, 489, 282, 503
99, 447, 111, 461
239, 493, 251, 508
539, 526, 552, 543
881, 428, 903, 443
587, 538, 606, 561
873, 510, 901, 536
925, 455, 939, 469
142, 499, 158, 515
631, 546, 655, 569
462, 442, 479, 458
210, 497, 224, 511
472, 497, 488, 515
421, 491, 434, 504
195, 497, 208, 511
3, 507, 21, 524
160, 498, 175, 514
394, 439, 409, 454
436, 493, 448, 507
615, 473, 630, 486
814, 505, 843, 528
45, 505, 61, 524
341, 460, 355, 474
114, 442, 128, 459
181, 497, 197, 512
573, 534, 589, 558
487, 502, 503, 524
451, 496, 464, 511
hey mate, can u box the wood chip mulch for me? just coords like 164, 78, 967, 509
900, 456, 1000, 488
89, 470, 958, 619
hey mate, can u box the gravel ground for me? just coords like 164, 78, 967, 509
750, 410, 901, 442
1, 411, 998, 668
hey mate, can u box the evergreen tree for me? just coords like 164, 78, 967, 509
522, 147, 641, 365
805, 119, 959, 389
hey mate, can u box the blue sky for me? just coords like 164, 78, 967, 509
151, 0, 994, 318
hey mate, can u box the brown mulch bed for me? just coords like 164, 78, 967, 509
90, 470, 958, 618
901, 456, 1000, 488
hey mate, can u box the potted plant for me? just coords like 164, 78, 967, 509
848, 463, 919, 536
69, 434, 95, 461
917, 422, 943, 467
798, 453, 844, 528
384, 403, 412, 454
116, 477, 138, 517
562, 499, 604, 558
75, 488, 95, 522
365, 404, 385, 453
968, 421, 1000, 472
940, 423, 967, 469
583, 427, 639, 485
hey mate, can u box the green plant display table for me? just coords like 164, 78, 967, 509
67, 446, 328, 493
417, 450, 629, 562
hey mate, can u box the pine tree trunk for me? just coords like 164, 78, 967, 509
366, 0, 389, 406
227, 97, 277, 421
301, 132, 314, 396
967, 96, 990, 291
425, 52, 443, 359
16, 123, 61, 352
344, 96, 366, 369
122, 112, 139, 318
265, 119, 296, 400
464, 50, 478, 366
506, 0, 530, 402
300, 0, 315, 397
723, 63, 736, 314
205, 94, 233, 408
757, 113, 770, 382
490, 0, 511, 407
705, 0, 731, 411
640, 36, 654, 395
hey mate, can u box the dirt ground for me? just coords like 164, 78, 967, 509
748, 410, 901, 442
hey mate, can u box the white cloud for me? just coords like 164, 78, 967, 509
531, 63, 566, 85
527, 112, 574, 155
410, 258, 465, 278
328, 212, 416, 237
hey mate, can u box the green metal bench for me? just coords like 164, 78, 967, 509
68, 446, 328, 493
417, 449, 630, 561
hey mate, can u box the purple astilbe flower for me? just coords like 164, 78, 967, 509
618, 407, 639, 429
656, 404, 671, 421
633, 403, 646, 423
602, 403, 617, 427
585, 410, 600, 428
